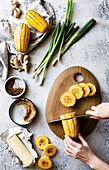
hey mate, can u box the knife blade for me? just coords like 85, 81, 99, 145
48, 114, 87, 123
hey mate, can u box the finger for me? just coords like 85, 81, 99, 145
64, 146, 71, 154
65, 134, 82, 149
78, 133, 87, 146
64, 138, 78, 153
64, 146, 74, 157
90, 116, 100, 119
64, 139, 72, 153
91, 106, 96, 110
86, 110, 95, 116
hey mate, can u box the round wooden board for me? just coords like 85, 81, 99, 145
45, 66, 101, 139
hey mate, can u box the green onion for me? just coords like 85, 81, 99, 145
65, 22, 76, 38
34, 22, 61, 72
61, 18, 96, 56
53, 0, 73, 65
33, 0, 96, 86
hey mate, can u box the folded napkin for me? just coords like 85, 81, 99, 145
0, 0, 56, 80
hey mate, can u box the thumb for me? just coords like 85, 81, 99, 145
78, 133, 88, 146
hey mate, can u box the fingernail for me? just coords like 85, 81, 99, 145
65, 134, 67, 138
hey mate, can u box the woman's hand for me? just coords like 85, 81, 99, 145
86, 103, 109, 119
64, 133, 109, 170
64, 133, 95, 166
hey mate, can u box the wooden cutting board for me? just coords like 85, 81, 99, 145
45, 66, 101, 139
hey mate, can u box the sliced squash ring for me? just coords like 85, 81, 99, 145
38, 156, 52, 169
68, 84, 83, 99
79, 83, 90, 97
35, 135, 49, 150
44, 144, 56, 157
60, 92, 76, 107
87, 83, 96, 96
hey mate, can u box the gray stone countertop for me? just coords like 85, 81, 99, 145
0, 0, 109, 169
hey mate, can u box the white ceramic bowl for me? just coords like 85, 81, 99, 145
4, 76, 26, 98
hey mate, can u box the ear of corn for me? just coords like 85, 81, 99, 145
14, 23, 30, 52
25, 10, 48, 33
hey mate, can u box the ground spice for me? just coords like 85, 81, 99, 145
6, 78, 24, 96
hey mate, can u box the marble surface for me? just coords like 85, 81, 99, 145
0, 0, 109, 169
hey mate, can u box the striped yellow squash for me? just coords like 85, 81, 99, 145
14, 23, 30, 52
25, 10, 48, 33
60, 112, 79, 138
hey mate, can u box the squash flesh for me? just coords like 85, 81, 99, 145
79, 83, 90, 97
44, 144, 56, 157
87, 83, 96, 96
60, 92, 76, 107
38, 156, 52, 169
69, 85, 83, 99
35, 135, 49, 150
60, 113, 79, 138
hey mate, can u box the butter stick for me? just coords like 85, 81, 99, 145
7, 135, 34, 167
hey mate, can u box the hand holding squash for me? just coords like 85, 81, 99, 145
86, 103, 109, 119
64, 133, 95, 165
64, 134, 109, 170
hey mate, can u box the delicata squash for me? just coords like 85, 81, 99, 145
87, 83, 96, 96
44, 144, 56, 157
79, 83, 90, 97
35, 135, 49, 150
25, 10, 48, 33
60, 112, 79, 138
38, 156, 52, 169
68, 84, 83, 99
60, 92, 76, 107
14, 23, 30, 52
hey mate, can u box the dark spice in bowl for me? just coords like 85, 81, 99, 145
6, 78, 24, 96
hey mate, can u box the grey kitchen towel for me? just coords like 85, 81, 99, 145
0, 42, 8, 80
0, 0, 56, 80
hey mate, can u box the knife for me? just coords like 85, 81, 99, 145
48, 114, 88, 123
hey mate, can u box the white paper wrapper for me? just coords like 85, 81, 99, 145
0, 127, 38, 167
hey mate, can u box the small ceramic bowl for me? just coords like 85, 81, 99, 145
4, 76, 26, 98
9, 98, 37, 126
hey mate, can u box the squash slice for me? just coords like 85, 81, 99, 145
38, 156, 52, 169
35, 135, 49, 150
69, 84, 83, 99
79, 83, 90, 97
60, 92, 76, 107
87, 83, 96, 96
44, 144, 56, 157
